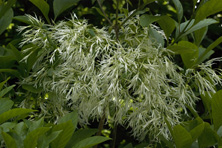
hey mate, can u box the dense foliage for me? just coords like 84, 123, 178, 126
1, 0, 222, 148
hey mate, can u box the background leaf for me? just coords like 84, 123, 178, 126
2, 132, 17, 148
0, 108, 34, 124
0, 98, 14, 114
172, 0, 183, 23
53, 0, 80, 20
73, 136, 111, 148
0, 8, 13, 35
24, 127, 50, 148
172, 125, 193, 148
212, 90, 222, 131
29, 0, 50, 23
195, 0, 222, 24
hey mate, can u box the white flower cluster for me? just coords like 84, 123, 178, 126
19, 14, 221, 141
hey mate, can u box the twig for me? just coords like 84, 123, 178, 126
96, 0, 112, 26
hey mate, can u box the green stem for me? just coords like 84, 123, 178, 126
115, 0, 120, 41
93, 113, 106, 148
110, 124, 117, 148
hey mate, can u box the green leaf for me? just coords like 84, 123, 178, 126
22, 84, 42, 94
167, 41, 197, 54
2, 132, 17, 148
0, 8, 13, 35
197, 36, 222, 64
198, 122, 219, 148
0, 108, 34, 124
73, 136, 111, 148
172, 0, 183, 23
29, 0, 50, 24
0, 98, 13, 114
0, 122, 16, 132
194, 27, 208, 46
38, 130, 62, 148
25, 117, 44, 132
197, 47, 214, 64
189, 123, 205, 142
149, 27, 165, 47
212, 90, 222, 131
8, 43, 22, 61
200, 91, 214, 113
0, 85, 15, 98
0, 0, 16, 18
0, 77, 10, 91
66, 128, 98, 148
13, 15, 32, 24
157, 15, 176, 40
182, 19, 217, 38
53, 0, 80, 20
58, 111, 78, 131
24, 127, 50, 148
172, 125, 193, 148
14, 122, 28, 141
140, 14, 161, 27
0, 69, 20, 76
179, 41, 198, 68
51, 121, 75, 148
195, 0, 222, 24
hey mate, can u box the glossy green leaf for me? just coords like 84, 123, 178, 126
172, 0, 183, 23
66, 128, 98, 148
0, 98, 13, 114
29, 0, 50, 24
0, 108, 34, 124
51, 121, 74, 148
0, 8, 13, 35
172, 125, 193, 148
194, 26, 208, 46
53, 0, 80, 20
0, 85, 15, 98
24, 127, 50, 148
2, 132, 17, 148
195, 0, 222, 24
212, 90, 222, 131
198, 122, 219, 148
182, 19, 217, 38
197, 36, 222, 64
179, 41, 198, 68
73, 136, 111, 148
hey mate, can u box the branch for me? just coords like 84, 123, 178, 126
96, 0, 112, 25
